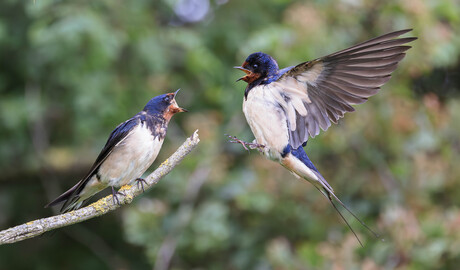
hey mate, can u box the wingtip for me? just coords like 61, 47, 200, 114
404, 37, 418, 42
396, 29, 418, 40
396, 28, 413, 35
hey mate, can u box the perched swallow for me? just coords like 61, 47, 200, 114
46, 90, 187, 213
234, 29, 416, 245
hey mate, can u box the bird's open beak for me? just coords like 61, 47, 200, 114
177, 107, 188, 113
170, 89, 188, 113
234, 66, 252, 82
169, 102, 188, 114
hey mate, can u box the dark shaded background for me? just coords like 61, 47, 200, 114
1, 0, 460, 269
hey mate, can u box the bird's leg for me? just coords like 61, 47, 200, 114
226, 134, 265, 152
111, 187, 126, 205
135, 178, 148, 193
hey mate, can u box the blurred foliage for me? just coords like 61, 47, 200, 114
1, 0, 460, 269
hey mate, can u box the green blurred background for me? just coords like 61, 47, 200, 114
1, 0, 460, 269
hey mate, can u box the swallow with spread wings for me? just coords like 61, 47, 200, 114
232, 29, 417, 246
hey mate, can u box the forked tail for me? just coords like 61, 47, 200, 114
45, 182, 79, 209
45, 181, 85, 213
289, 145, 380, 247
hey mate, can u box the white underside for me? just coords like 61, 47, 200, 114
79, 123, 163, 200
243, 84, 290, 161
243, 84, 322, 186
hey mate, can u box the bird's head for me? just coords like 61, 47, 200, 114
144, 89, 187, 120
234, 52, 279, 84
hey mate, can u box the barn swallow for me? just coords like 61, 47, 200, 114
46, 90, 187, 213
233, 29, 416, 245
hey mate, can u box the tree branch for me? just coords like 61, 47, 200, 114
0, 130, 200, 245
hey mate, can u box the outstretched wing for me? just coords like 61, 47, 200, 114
269, 29, 416, 149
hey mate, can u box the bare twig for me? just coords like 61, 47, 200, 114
0, 130, 200, 245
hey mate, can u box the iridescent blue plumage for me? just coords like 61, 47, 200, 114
284, 145, 318, 172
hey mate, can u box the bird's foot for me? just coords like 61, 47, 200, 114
111, 187, 126, 205
226, 134, 265, 152
135, 178, 148, 193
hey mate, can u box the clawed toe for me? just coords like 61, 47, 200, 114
135, 178, 147, 193
111, 187, 126, 205
226, 134, 265, 152
226, 134, 249, 151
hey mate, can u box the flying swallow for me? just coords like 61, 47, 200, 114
233, 29, 417, 245
46, 90, 187, 213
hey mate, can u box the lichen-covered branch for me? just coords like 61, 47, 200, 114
0, 130, 200, 245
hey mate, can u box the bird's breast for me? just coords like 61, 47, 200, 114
243, 85, 290, 161
98, 123, 164, 187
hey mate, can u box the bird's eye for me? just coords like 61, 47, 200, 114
163, 96, 171, 103
253, 64, 258, 69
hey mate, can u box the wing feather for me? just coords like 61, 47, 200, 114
335, 53, 407, 67
291, 96, 308, 116
272, 29, 416, 148
59, 116, 140, 212
333, 62, 399, 76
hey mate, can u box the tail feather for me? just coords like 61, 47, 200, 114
45, 181, 87, 213
290, 146, 333, 190
286, 145, 380, 246
319, 178, 380, 239
45, 182, 80, 208
60, 195, 82, 213
313, 185, 363, 247
61, 197, 92, 213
